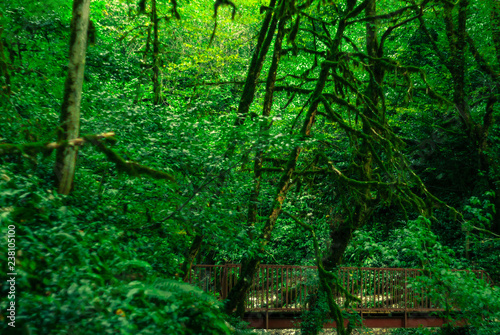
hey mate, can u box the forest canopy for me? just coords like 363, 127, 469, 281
0, 0, 499, 334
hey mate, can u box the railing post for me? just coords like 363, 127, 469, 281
266, 266, 269, 330
359, 270, 365, 309
404, 269, 408, 328
222, 264, 228, 300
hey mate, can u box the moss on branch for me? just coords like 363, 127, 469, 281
0, 132, 116, 156
260, 167, 285, 173
84, 135, 176, 182
0, 132, 176, 183
283, 211, 360, 335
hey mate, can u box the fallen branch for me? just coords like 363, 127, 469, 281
85, 135, 176, 182
0, 132, 176, 183
48, 132, 116, 149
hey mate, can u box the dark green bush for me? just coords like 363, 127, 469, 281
0, 168, 234, 334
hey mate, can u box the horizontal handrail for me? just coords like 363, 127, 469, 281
188, 264, 493, 313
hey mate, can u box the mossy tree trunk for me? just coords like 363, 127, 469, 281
181, 234, 204, 282
321, 0, 381, 271
247, 17, 286, 235
223, 0, 447, 325
181, 0, 278, 277
487, 2, 500, 234
0, 25, 12, 96
152, 0, 160, 105
234, 0, 277, 127
224, 17, 334, 314
55, 0, 90, 195
421, 0, 500, 234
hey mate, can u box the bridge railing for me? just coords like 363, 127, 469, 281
187, 264, 492, 313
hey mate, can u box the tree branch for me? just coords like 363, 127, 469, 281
0, 132, 116, 156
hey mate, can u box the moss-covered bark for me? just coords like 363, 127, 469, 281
285, 212, 360, 335
152, 0, 160, 105
225, 30, 333, 315
223, 0, 460, 326
85, 135, 176, 182
180, 0, 281, 277
421, 0, 500, 234
0, 25, 12, 96
0, 132, 113, 156
0, 133, 175, 182
320, 0, 380, 272
181, 234, 204, 282
55, 0, 90, 195
247, 18, 286, 231
234, 0, 277, 127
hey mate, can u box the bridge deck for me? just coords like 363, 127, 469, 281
189, 264, 492, 329
242, 311, 468, 329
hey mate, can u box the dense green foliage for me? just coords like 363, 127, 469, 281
0, 169, 235, 334
1, 0, 499, 334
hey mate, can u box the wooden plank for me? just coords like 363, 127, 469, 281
242, 313, 468, 329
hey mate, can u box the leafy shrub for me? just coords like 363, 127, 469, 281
300, 290, 330, 335
0, 168, 235, 334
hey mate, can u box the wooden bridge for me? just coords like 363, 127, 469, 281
189, 264, 493, 329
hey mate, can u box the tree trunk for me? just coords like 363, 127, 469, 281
487, 4, 500, 235
322, 202, 373, 267
0, 26, 12, 96
492, 1, 500, 67
225, 50, 332, 315
181, 234, 204, 281
247, 18, 286, 231
446, 0, 500, 234
55, 0, 90, 195
180, 0, 279, 275
321, 0, 380, 271
224, 146, 300, 315
152, 0, 160, 105
492, 184, 500, 234
448, 1, 471, 134
234, 0, 277, 127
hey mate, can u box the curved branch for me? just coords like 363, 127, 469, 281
0, 132, 116, 156
347, 5, 418, 25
